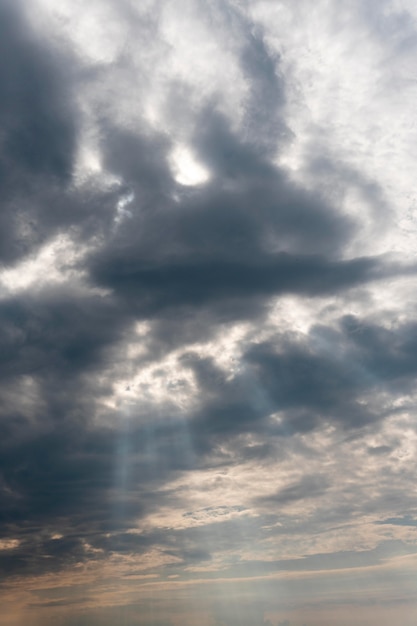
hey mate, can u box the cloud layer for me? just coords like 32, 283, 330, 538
1, 1, 417, 625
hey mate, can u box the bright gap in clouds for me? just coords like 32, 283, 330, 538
0, 236, 86, 295
170, 144, 210, 186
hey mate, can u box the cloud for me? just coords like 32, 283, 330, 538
255, 475, 329, 505
0, 2, 75, 182
0, 1, 80, 265
0, 1, 417, 625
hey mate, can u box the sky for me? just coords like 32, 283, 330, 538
0, 0, 417, 624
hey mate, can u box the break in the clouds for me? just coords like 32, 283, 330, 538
1, 1, 417, 625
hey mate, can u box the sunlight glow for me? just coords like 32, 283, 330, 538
169, 144, 210, 186
0, 236, 85, 295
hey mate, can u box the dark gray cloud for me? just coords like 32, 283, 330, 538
0, 1, 79, 264
212, 539, 417, 577
256, 475, 329, 505
176, 312, 417, 448
0, 2, 75, 183
88, 111, 392, 350
2, 292, 417, 582
0, 533, 89, 579
376, 516, 417, 527
0, 290, 128, 381
2, 292, 417, 581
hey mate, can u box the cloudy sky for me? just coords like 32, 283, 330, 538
1, 0, 417, 624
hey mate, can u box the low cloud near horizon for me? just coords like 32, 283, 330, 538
1, 1, 417, 625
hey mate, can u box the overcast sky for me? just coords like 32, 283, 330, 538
1, 1, 417, 625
